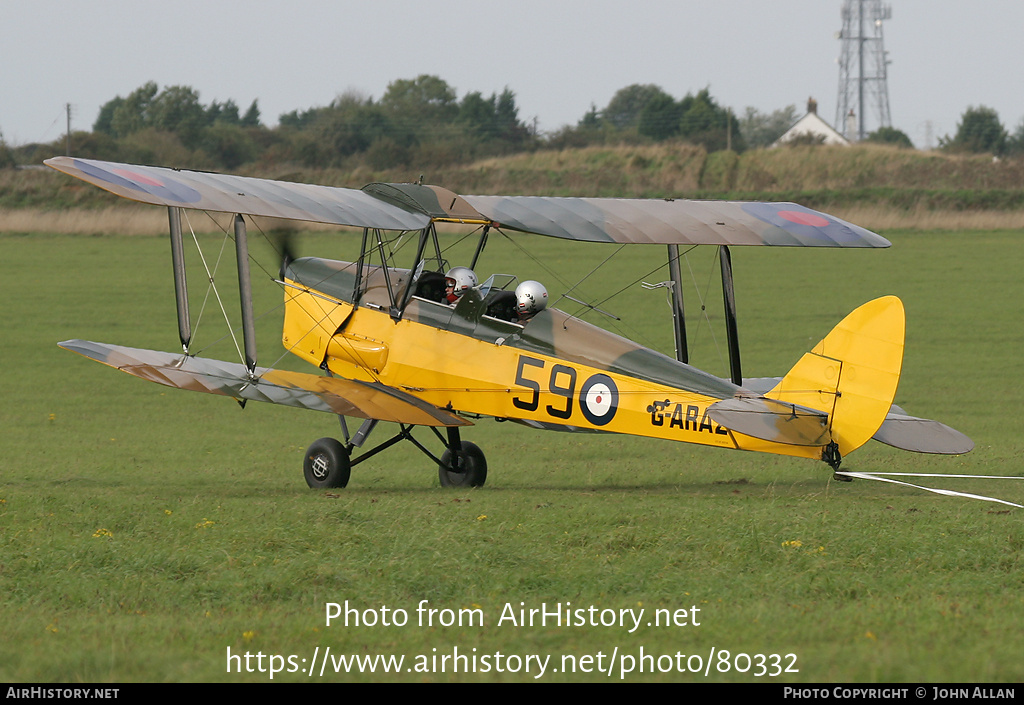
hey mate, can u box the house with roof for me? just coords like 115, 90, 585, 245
773, 98, 850, 147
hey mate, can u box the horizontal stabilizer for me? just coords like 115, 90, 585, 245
873, 412, 974, 454
59, 340, 470, 428
708, 396, 831, 447
747, 383, 973, 455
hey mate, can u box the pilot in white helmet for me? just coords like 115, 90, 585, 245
514, 280, 548, 320
444, 266, 478, 303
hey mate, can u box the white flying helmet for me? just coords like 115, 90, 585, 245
515, 280, 548, 318
444, 266, 478, 302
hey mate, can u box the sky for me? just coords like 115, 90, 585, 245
3, 0, 1023, 149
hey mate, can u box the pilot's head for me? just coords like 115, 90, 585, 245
515, 280, 548, 319
444, 266, 478, 303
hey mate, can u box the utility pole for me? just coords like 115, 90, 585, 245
65, 103, 72, 155
726, 107, 732, 152
835, 0, 892, 141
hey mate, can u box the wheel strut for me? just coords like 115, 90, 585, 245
301, 421, 487, 488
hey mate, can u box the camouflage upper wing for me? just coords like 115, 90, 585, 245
60, 339, 470, 428
44, 157, 431, 230
464, 195, 890, 248
45, 157, 888, 247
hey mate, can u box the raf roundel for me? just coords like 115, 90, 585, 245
75, 159, 202, 204
777, 210, 830, 228
740, 202, 863, 245
579, 374, 619, 426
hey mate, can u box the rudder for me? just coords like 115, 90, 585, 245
766, 296, 905, 459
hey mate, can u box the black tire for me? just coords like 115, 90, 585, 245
303, 437, 351, 489
438, 440, 487, 488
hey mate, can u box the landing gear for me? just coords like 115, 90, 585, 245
301, 421, 486, 489
439, 440, 488, 488
303, 437, 351, 488
822, 441, 842, 470
822, 441, 851, 482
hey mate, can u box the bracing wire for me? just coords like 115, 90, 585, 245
495, 229, 707, 355
683, 247, 729, 377
181, 210, 245, 364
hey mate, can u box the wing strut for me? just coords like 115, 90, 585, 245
667, 244, 689, 364
396, 225, 433, 316
719, 245, 742, 385
470, 224, 491, 270
167, 207, 191, 352
233, 214, 257, 375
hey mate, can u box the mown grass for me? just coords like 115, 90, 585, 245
1, 227, 1022, 682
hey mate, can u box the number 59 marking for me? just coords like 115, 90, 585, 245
512, 355, 618, 426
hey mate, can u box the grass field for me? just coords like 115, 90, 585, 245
1, 223, 1022, 683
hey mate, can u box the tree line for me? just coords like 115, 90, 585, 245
4, 76, 1024, 172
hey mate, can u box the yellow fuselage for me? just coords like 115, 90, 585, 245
282, 266, 822, 462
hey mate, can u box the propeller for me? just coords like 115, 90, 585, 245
272, 226, 298, 280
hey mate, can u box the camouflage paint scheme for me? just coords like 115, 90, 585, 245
45, 157, 971, 472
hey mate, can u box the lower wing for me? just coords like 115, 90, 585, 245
60, 340, 470, 428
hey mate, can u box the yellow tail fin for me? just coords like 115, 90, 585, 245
767, 296, 905, 457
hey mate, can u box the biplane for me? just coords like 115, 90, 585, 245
45, 157, 974, 491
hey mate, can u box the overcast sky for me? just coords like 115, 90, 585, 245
3, 0, 1022, 149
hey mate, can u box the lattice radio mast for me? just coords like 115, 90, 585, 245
835, 0, 892, 141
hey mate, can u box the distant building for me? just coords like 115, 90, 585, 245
773, 98, 850, 147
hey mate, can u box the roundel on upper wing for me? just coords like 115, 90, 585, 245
579, 374, 618, 426
75, 159, 202, 204
740, 202, 862, 245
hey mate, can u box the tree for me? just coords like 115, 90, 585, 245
380, 75, 458, 135
458, 91, 498, 140
783, 132, 827, 147
1004, 118, 1024, 156
603, 84, 671, 130
457, 87, 530, 147
942, 105, 1007, 155
0, 130, 15, 168
93, 96, 124, 136
578, 104, 600, 129
208, 99, 240, 125
149, 85, 207, 148
739, 105, 798, 148
678, 89, 744, 152
866, 126, 914, 149
200, 123, 256, 169
637, 93, 681, 140
109, 81, 159, 138
296, 93, 398, 166
494, 88, 529, 145
241, 100, 261, 128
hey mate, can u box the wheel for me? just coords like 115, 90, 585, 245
303, 437, 351, 488
438, 441, 487, 488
